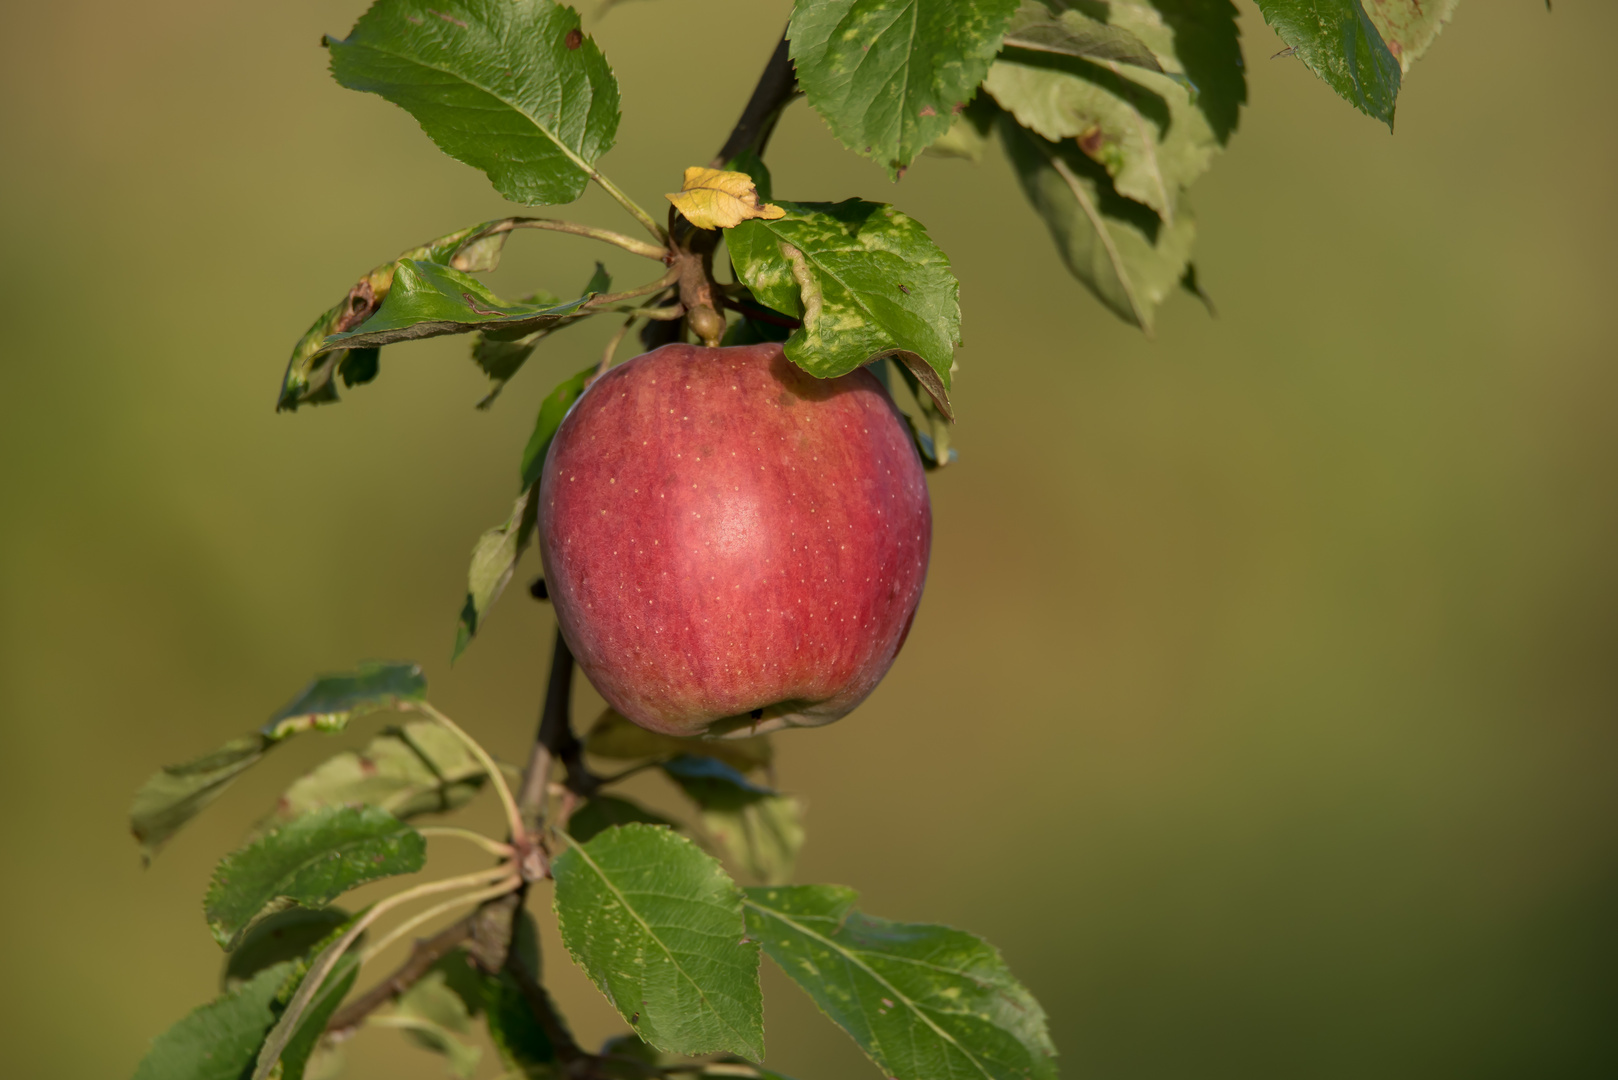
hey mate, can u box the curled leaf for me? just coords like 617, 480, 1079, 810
665, 167, 785, 231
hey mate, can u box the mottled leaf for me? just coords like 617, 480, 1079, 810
205, 805, 426, 950
262, 721, 487, 828
133, 962, 288, 1080
278, 219, 518, 411
326, 0, 620, 204
322, 259, 596, 352
744, 885, 1057, 1080
264, 661, 426, 740
726, 200, 959, 415
1254, 0, 1400, 125
789, 0, 1019, 177
1365, 0, 1460, 73
224, 907, 353, 990
553, 824, 763, 1059
131, 734, 269, 863
998, 110, 1195, 331
585, 708, 773, 774
569, 795, 678, 844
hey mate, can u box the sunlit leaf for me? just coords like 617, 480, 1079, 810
322, 260, 597, 352
744, 885, 1057, 1080
1002, 0, 1163, 73
726, 200, 959, 417
326, 0, 620, 204
666, 167, 785, 230
264, 661, 426, 741
553, 824, 763, 1059
205, 806, 425, 950
278, 219, 519, 411
1253, 0, 1400, 126
789, 0, 1019, 178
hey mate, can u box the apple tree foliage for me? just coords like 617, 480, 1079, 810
130, 1, 1469, 1078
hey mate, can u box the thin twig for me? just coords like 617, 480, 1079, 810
254, 867, 517, 1080
415, 826, 515, 858
469, 217, 669, 260
412, 702, 528, 847
359, 876, 520, 964
326, 916, 476, 1037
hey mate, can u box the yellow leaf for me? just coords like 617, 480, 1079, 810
664, 167, 786, 231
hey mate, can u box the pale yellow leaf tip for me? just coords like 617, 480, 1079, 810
665, 166, 786, 231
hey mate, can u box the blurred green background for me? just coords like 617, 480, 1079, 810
3, 1, 1615, 1076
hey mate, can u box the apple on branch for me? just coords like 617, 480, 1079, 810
537, 343, 931, 738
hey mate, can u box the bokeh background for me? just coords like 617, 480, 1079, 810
3, 1, 1615, 1076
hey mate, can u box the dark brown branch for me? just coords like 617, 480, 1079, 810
710, 32, 799, 168
325, 917, 474, 1037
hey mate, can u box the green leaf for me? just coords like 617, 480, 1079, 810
1363, 0, 1460, 73
278, 219, 519, 411
702, 796, 805, 887
131, 734, 269, 863
456, 363, 596, 661
388, 966, 484, 1078
585, 708, 774, 774
986, 0, 1240, 225
205, 805, 426, 950
743, 886, 1057, 1080
569, 795, 678, 844
452, 486, 539, 662
133, 962, 290, 1080
922, 94, 998, 163
326, 0, 620, 205
263, 661, 426, 741
1253, 0, 1400, 126
262, 721, 488, 827
889, 356, 955, 468
1001, 0, 1165, 73
519, 365, 596, 490
726, 199, 959, 416
789, 0, 1019, 178
224, 907, 353, 990
997, 110, 1195, 331
472, 265, 611, 409
484, 967, 558, 1078
661, 758, 802, 886
552, 824, 763, 1059
323, 260, 597, 352
276, 949, 362, 1080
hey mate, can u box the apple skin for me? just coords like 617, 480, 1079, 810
537, 342, 931, 738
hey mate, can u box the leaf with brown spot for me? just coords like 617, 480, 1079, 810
665, 167, 785, 231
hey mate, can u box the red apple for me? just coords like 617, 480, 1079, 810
537, 342, 931, 738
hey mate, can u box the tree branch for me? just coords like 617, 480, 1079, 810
324, 917, 473, 1038
710, 31, 800, 168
